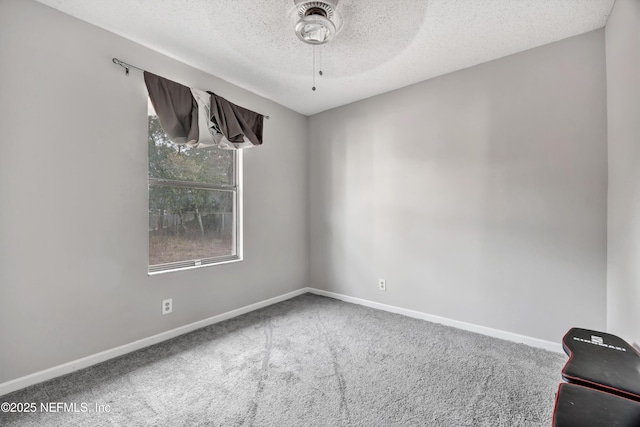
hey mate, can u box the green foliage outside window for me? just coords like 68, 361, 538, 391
148, 115, 237, 270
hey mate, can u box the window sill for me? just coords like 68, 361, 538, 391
148, 256, 242, 276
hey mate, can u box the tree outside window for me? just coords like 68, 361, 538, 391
148, 103, 240, 273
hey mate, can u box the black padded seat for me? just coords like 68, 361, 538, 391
553, 382, 640, 427
562, 327, 640, 401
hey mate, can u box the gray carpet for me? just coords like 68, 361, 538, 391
0, 293, 565, 426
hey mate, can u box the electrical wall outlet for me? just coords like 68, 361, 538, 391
162, 298, 173, 315
378, 279, 386, 291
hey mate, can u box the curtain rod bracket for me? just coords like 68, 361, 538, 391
112, 58, 144, 76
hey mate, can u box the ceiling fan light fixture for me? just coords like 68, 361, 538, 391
293, 0, 340, 45
295, 14, 336, 44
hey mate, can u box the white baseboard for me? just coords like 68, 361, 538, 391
306, 288, 564, 354
0, 288, 308, 397
1, 286, 563, 397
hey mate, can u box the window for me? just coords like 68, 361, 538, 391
148, 99, 241, 273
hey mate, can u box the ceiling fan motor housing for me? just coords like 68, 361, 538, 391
297, 1, 336, 19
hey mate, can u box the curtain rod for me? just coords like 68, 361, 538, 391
112, 58, 270, 119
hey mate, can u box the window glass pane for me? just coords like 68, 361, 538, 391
149, 187, 234, 266
148, 115, 234, 186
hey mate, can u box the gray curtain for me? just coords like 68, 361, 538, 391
209, 92, 263, 148
144, 71, 199, 146
144, 71, 264, 149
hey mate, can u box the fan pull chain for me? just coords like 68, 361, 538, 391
312, 46, 316, 91
312, 46, 324, 91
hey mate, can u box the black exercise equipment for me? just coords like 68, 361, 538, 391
553, 382, 640, 427
561, 327, 640, 401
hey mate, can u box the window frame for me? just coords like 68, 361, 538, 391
147, 120, 243, 275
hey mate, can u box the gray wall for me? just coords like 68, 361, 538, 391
309, 30, 608, 343
0, 0, 308, 383
606, 0, 640, 346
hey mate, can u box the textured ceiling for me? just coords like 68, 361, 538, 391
36, 0, 615, 116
